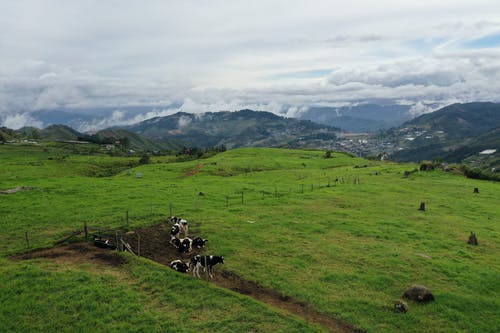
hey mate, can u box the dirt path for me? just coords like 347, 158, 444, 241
185, 163, 205, 176
13, 223, 364, 333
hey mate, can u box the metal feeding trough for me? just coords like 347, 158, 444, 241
92, 235, 116, 250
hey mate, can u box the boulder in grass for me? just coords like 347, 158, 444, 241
394, 300, 409, 313
403, 285, 434, 303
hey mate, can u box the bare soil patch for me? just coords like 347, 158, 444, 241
213, 270, 365, 333
0, 186, 34, 194
185, 164, 205, 176
13, 242, 128, 267
13, 222, 363, 333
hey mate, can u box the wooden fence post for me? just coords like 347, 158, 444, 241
25, 231, 30, 249
137, 233, 141, 256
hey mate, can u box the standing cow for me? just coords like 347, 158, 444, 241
190, 255, 224, 279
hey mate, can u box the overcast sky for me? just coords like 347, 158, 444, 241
1, 0, 500, 128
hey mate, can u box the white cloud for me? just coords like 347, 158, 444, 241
177, 115, 192, 129
1, 113, 44, 130
0, 1, 499, 127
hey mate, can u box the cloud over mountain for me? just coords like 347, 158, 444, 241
1, 1, 500, 129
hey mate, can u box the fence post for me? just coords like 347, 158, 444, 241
25, 231, 30, 249
137, 233, 141, 256
84, 222, 88, 239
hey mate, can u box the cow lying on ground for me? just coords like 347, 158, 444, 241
190, 255, 224, 279
170, 260, 190, 273
169, 216, 188, 236
171, 237, 193, 253
192, 237, 207, 249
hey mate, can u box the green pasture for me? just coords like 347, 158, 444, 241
0, 144, 499, 332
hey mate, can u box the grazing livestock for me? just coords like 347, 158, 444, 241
169, 216, 188, 236
171, 238, 181, 249
170, 260, 190, 273
170, 223, 181, 244
178, 237, 193, 253
192, 237, 207, 249
191, 255, 224, 279
92, 235, 116, 249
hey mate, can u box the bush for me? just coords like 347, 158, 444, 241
139, 154, 151, 165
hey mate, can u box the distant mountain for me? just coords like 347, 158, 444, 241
5, 124, 175, 152
29, 106, 176, 131
14, 125, 81, 141
122, 109, 339, 149
0, 127, 19, 141
41, 124, 83, 141
94, 128, 181, 151
298, 104, 412, 132
385, 102, 500, 164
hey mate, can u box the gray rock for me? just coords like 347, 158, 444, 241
403, 285, 435, 303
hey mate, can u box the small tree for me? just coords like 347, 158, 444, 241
139, 154, 150, 165
324, 150, 333, 158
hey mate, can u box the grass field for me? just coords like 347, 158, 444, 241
1, 143, 499, 332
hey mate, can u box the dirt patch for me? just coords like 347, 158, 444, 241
121, 223, 206, 265
12, 242, 129, 267
0, 186, 34, 194
213, 271, 365, 333
185, 164, 205, 177
13, 222, 363, 333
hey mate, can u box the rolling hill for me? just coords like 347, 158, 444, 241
123, 109, 339, 149
298, 104, 412, 132
383, 102, 500, 167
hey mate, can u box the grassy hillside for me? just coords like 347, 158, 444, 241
386, 102, 500, 168
0, 145, 499, 332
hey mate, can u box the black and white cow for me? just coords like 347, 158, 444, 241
192, 237, 207, 249
178, 237, 193, 253
170, 260, 190, 273
190, 255, 224, 279
169, 216, 188, 236
170, 223, 181, 244
171, 238, 181, 249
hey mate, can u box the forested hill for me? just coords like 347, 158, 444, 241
123, 109, 339, 149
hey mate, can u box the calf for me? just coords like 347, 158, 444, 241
170, 223, 181, 244
178, 237, 193, 253
190, 255, 224, 279
192, 237, 207, 249
170, 216, 188, 236
170, 260, 190, 273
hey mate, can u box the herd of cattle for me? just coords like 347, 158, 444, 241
168, 216, 224, 279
